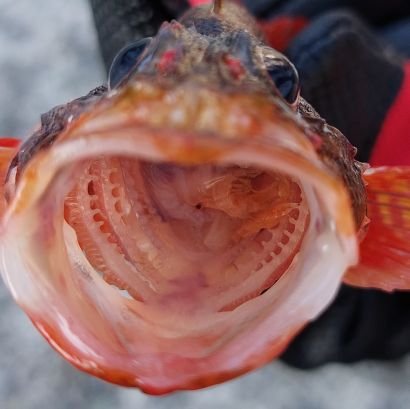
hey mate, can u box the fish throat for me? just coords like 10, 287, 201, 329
65, 157, 309, 313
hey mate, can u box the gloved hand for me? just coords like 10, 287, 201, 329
89, 0, 410, 368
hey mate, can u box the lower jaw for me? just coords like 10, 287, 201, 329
0, 131, 357, 393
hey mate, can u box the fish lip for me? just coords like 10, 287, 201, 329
0, 87, 359, 394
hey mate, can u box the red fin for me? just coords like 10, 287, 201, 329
0, 138, 20, 216
0, 137, 20, 149
344, 167, 410, 291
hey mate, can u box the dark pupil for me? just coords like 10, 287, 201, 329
108, 38, 151, 89
267, 61, 300, 104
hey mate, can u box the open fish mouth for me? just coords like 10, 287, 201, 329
0, 79, 357, 394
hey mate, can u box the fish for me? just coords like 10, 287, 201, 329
0, 0, 410, 395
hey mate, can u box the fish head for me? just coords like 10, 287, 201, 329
0, 2, 359, 394
111, 3, 298, 105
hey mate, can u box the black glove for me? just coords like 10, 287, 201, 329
89, 0, 173, 68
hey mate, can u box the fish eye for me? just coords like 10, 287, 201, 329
264, 51, 300, 106
108, 38, 152, 89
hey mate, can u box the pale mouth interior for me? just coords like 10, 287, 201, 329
64, 155, 310, 314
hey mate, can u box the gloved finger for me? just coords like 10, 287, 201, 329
381, 18, 410, 57
285, 10, 404, 161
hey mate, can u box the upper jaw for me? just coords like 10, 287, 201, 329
7, 78, 353, 237
73, 77, 311, 154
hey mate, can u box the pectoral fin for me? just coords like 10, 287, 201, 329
344, 166, 410, 291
